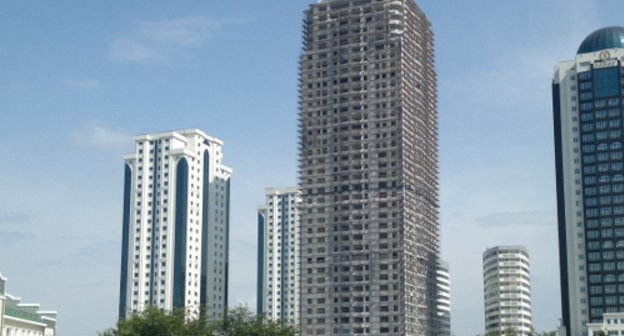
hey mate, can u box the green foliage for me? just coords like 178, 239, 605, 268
215, 306, 298, 336
530, 329, 557, 336
480, 328, 557, 336
503, 325, 518, 336
99, 305, 297, 336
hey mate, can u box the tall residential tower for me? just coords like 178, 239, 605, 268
256, 187, 301, 325
298, 0, 438, 335
554, 26, 624, 336
118, 129, 232, 320
482, 246, 532, 336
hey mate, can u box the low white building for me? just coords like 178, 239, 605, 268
0, 273, 57, 336
587, 312, 624, 336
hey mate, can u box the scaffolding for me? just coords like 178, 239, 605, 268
298, 1, 439, 335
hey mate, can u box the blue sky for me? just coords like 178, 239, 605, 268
2, 1, 624, 335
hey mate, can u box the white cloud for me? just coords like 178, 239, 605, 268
109, 37, 157, 62
71, 125, 132, 151
65, 79, 103, 89
109, 16, 219, 62
138, 17, 217, 46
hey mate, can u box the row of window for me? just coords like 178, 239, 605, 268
580, 108, 621, 121
584, 143, 624, 152
592, 307, 624, 318
585, 194, 624, 205
586, 207, 624, 217
588, 261, 624, 270
584, 163, 624, 174
587, 250, 624, 260
578, 97, 621, 108
585, 184, 624, 195
588, 229, 624, 239
587, 217, 624, 227
589, 286, 624, 296
580, 130, 623, 141
581, 120, 622, 132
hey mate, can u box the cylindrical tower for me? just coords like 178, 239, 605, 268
483, 246, 532, 336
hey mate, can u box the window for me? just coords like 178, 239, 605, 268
590, 274, 602, 283
595, 67, 620, 97
583, 145, 596, 153
582, 123, 595, 131
580, 92, 593, 100
580, 82, 592, 90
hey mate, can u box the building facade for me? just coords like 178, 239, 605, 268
256, 187, 301, 325
587, 312, 624, 336
435, 260, 451, 336
553, 26, 624, 336
118, 129, 232, 320
0, 273, 57, 336
482, 246, 532, 336
298, 0, 438, 335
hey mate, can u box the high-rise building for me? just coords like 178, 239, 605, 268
482, 246, 532, 336
298, 0, 438, 335
435, 260, 451, 336
256, 187, 301, 324
118, 129, 232, 320
553, 26, 624, 336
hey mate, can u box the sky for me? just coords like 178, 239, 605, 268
2, 1, 624, 335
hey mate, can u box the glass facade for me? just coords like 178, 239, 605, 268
119, 164, 132, 319
173, 158, 188, 308
579, 64, 624, 322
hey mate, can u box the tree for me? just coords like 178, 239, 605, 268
99, 306, 213, 336
530, 329, 557, 336
502, 325, 518, 336
214, 305, 297, 336
99, 305, 297, 336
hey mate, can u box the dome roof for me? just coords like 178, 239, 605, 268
577, 26, 624, 54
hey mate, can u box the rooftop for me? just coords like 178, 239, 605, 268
578, 26, 624, 54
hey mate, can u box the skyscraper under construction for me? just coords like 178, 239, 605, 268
298, 0, 438, 335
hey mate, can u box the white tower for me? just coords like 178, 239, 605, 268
256, 187, 301, 325
483, 246, 532, 336
118, 129, 232, 320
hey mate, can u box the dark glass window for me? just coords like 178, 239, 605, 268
581, 102, 594, 111
582, 113, 595, 122
579, 71, 592, 80
580, 82, 593, 90
581, 92, 594, 100
608, 109, 620, 117
590, 274, 603, 283
590, 285, 603, 294
594, 67, 620, 98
